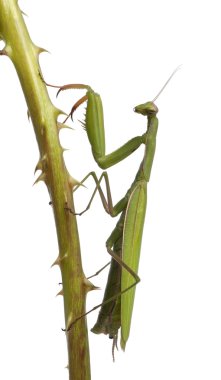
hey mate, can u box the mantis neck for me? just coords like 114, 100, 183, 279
136, 115, 158, 183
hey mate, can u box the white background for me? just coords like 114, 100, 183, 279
0, 1, 221, 379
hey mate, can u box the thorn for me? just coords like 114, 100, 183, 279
56, 288, 64, 296
33, 171, 46, 185
51, 253, 68, 267
34, 160, 43, 174
21, 10, 28, 17
57, 122, 74, 131
68, 175, 87, 191
54, 107, 67, 118
91, 285, 100, 291
27, 109, 30, 121
66, 313, 74, 331
0, 49, 7, 56
36, 46, 50, 55
1, 44, 12, 58
62, 147, 69, 154
65, 365, 69, 370
34, 155, 47, 174
51, 256, 60, 267
84, 278, 100, 292
68, 176, 83, 189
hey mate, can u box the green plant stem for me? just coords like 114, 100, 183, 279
0, 1, 92, 379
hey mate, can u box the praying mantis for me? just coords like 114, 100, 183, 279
69, 97, 158, 352
42, 67, 178, 354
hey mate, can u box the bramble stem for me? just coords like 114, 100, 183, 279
0, 1, 92, 379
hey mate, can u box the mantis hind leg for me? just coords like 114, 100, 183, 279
106, 216, 140, 284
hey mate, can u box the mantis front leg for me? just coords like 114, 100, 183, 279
41, 77, 147, 169
78, 88, 146, 169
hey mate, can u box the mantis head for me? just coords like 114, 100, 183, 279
134, 101, 158, 116
134, 65, 181, 117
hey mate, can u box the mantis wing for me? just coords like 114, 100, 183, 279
121, 181, 147, 350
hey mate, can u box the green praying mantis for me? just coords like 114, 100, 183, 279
42, 67, 179, 355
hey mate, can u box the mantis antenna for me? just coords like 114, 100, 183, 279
152, 65, 181, 102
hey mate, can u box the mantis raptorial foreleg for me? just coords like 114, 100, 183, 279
40, 75, 147, 169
